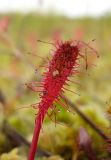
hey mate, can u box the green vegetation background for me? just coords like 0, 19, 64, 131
0, 13, 111, 160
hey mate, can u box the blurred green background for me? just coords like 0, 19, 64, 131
0, 12, 111, 160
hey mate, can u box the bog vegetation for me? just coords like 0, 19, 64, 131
0, 13, 111, 160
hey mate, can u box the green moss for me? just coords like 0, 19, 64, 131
0, 148, 25, 160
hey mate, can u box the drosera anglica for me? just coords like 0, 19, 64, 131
27, 40, 98, 160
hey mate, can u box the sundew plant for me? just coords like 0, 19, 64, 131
27, 40, 98, 160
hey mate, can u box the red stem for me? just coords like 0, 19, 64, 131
28, 112, 45, 160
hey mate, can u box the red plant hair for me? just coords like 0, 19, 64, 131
27, 40, 98, 160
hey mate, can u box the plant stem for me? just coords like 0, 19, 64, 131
3, 120, 51, 157
63, 96, 109, 141
28, 112, 45, 160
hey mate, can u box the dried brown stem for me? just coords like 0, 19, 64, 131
0, 31, 35, 69
2, 120, 52, 157
63, 96, 109, 141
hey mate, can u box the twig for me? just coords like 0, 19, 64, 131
0, 90, 6, 106
0, 31, 35, 69
63, 96, 109, 141
2, 120, 52, 157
